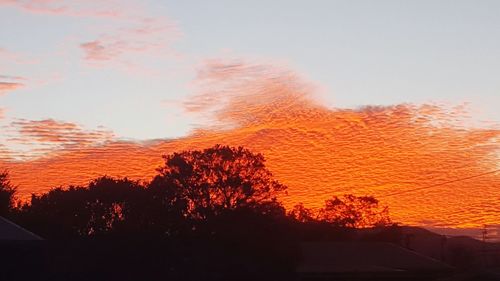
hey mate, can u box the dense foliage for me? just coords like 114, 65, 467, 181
3, 145, 397, 281
0, 170, 16, 216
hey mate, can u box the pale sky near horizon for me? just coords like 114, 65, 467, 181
1, 0, 499, 146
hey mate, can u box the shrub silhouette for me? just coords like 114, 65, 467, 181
319, 194, 391, 228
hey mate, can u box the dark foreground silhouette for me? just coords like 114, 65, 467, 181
1, 145, 499, 281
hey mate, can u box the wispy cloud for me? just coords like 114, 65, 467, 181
0, 0, 130, 18
185, 58, 317, 128
79, 40, 113, 61
0, 1, 180, 69
78, 18, 179, 69
0, 82, 24, 95
0, 48, 39, 95
0, 74, 26, 95
0, 144, 13, 161
9, 118, 114, 147
0, 47, 39, 66
1, 118, 115, 160
0, 75, 26, 80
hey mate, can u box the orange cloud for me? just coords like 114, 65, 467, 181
0, 144, 13, 161
0, 60, 498, 230
0, 82, 24, 95
0, 75, 26, 95
8, 118, 114, 147
1, 119, 114, 160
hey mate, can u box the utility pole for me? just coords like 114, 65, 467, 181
482, 225, 488, 243
440, 235, 447, 262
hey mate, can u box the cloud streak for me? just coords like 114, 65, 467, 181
0, 82, 24, 95
10, 119, 114, 146
0, 0, 129, 18
1, 0, 180, 70
79, 41, 114, 61
2, 119, 114, 159
0, 73, 26, 95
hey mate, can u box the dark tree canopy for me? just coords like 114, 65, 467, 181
21, 176, 146, 237
288, 203, 315, 223
1, 145, 402, 281
0, 170, 16, 216
319, 194, 391, 228
150, 145, 286, 219
8, 146, 393, 246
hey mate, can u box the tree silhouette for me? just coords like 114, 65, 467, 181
319, 194, 391, 228
0, 145, 406, 280
288, 203, 315, 222
0, 170, 16, 216
150, 145, 286, 220
20, 176, 146, 238
80, 176, 146, 235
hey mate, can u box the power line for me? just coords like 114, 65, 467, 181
380, 169, 500, 198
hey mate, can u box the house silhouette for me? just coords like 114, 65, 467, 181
298, 242, 454, 280
1, 216, 45, 281
0, 216, 43, 241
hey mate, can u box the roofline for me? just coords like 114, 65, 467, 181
0, 216, 44, 241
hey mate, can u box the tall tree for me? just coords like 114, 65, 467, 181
150, 145, 286, 220
0, 170, 16, 216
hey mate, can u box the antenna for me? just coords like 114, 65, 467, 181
481, 225, 488, 243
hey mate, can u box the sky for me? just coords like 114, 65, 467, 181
0, 0, 499, 235
1, 0, 499, 142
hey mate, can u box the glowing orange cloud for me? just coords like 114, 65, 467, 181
0, 60, 498, 230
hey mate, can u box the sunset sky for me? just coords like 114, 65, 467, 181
1, 1, 499, 236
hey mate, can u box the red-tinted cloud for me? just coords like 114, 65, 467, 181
0, 144, 13, 161
0, 74, 26, 95
9, 119, 114, 148
0, 60, 498, 230
0, 82, 24, 95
